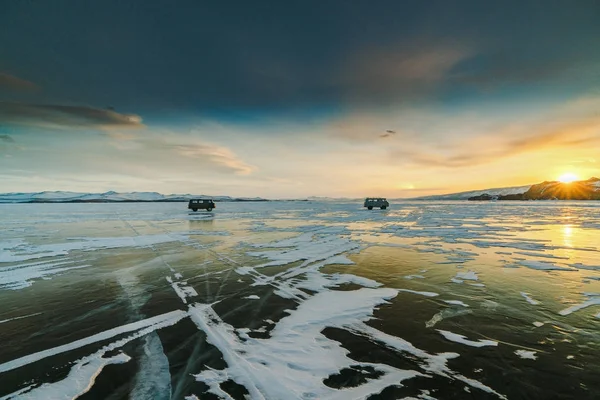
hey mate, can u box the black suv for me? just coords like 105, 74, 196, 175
188, 199, 215, 212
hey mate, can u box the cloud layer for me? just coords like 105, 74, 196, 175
0, 102, 143, 129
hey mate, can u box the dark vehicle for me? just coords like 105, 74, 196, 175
188, 199, 215, 212
364, 197, 389, 210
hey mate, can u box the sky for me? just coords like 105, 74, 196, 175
1, 0, 599, 198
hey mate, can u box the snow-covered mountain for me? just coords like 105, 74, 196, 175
413, 177, 600, 201
0, 191, 268, 203
522, 178, 600, 200
412, 185, 533, 200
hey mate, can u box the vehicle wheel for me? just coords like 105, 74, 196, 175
192, 208, 197, 212
367, 206, 373, 210
381, 206, 387, 209
207, 207, 212, 211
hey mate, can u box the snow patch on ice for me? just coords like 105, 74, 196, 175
455, 271, 478, 281
189, 288, 424, 399
558, 293, 600, 316
398, 289, 439, 297
405, 274, 426, 280
244, 295, 260, 300
0, 259, 91, 290
519, 260, 576, 271
514, 251, 569, 260
443, 300, 469, 307
166, 276, 198, 304
515, 350, 537, 360
520, 292, 541, 305
248, 233, 359, 269
437, 330, 498, 348
3, 352, 131, 399
0, 312, 41, 324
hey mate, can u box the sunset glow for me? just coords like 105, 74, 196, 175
558, 173, 579, 183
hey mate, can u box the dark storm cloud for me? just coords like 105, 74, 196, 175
0, 0, 598, 112
0, 72, 38, 91
0, 102, 143, 129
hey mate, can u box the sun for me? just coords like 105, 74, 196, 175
558, 172, 579, 183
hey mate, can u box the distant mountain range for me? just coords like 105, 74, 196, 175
2, 178, 599, 204
0, 191, 268, 203
413, 185, 532, 201
417, 178, 600, 201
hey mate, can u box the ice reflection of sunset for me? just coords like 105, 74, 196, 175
562, 224, 573, 249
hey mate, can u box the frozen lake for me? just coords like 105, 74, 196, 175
1, 201, 599, 399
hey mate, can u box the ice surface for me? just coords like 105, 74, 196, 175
130, 333, 172, 399
2, 309, 187, 398
351, 324, 506, 399
0, 310, 187, 373
437, 330, 498, 347
426, 308, 471, 328
0, 234, 182, 263
1, 201, 599, 399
